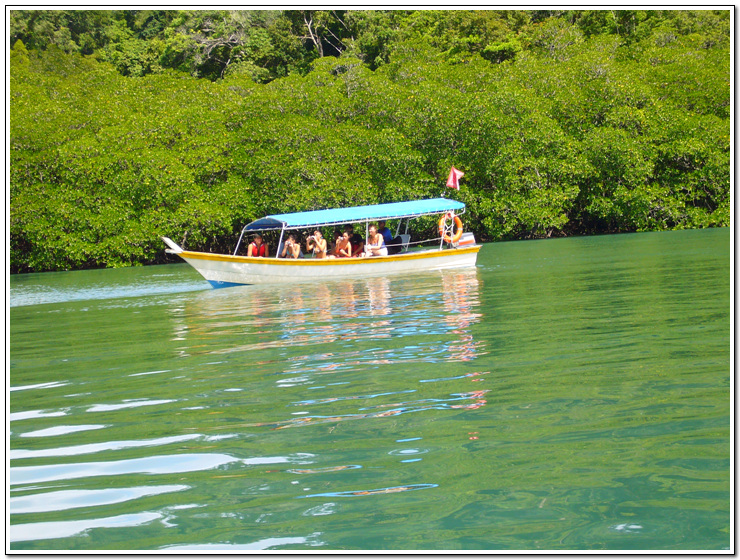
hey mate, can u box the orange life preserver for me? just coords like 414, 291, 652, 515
438, 212, 464, 244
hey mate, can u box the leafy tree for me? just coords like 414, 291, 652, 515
9, 10, 730, 272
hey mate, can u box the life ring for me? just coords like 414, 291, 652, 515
438, 212, 464, 244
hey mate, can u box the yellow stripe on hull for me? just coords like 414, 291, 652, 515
180, 246, 479, 266
177, 246, 481, 286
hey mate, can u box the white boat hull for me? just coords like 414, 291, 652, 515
166, 241, 480, 287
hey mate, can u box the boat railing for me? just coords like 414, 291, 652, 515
381, 235, 456, 254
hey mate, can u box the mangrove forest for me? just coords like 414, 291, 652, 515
9, 9, 731, 272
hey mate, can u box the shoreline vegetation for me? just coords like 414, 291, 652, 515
9, 9, 730, 273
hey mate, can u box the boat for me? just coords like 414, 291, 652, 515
162, 198, 481, 287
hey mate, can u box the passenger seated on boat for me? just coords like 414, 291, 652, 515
328, 231, 352, 259
248, 234, 268, 257
275, 238, 287, 258
379, 220, 403, 255
351, 233, 364, 257
329, 230, 342, 257
363, 225, 388, 257
306, 230, 327, 259
349, 233, 365, 257
279, 234, 303, 259
378, 221, 393, 245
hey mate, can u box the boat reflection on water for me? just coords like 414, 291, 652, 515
299, 483, 439, 499
166, 269, 488, 431
441, 270, 483, 362
170, 269, 484, 366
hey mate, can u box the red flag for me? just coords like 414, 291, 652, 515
446, 166, 465, 190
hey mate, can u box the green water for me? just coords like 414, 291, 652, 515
9, 229, 731, 551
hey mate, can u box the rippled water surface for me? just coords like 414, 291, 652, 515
9, 229, 731, 551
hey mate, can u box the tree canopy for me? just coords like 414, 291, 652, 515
9, 9, 730, 272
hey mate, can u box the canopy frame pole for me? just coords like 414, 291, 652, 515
276, 227, 286, 258
234, 225, 249, 256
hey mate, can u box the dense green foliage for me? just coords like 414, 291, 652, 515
10, 9, 730, 272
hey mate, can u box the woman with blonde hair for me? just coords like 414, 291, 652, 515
363, 225, 388, 257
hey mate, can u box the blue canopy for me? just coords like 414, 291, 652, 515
245, 198, 466, 231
